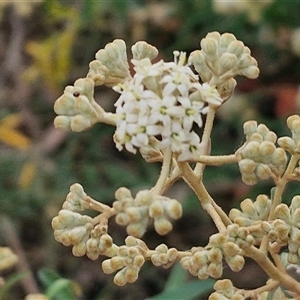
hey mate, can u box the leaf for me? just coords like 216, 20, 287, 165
18, 161, 37, 189
150, 278, 215, 300
38, 268, 81, 300
0, 272, 29, 300
163, 262, 186, 292
0, 114, 31, 150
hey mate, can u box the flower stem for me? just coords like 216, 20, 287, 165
178, 161, 226, 232
194, 107, 216, 177
152, 147, 173, 194
243, 245, 300, 294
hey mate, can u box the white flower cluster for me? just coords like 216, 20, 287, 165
113, 187, 182, 237
237, 121, 287, 185
113, 51, 222, 161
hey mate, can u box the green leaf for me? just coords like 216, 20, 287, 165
0, 272, 29, 300
163, 262, 186, 292
46, 278, 75, 300
150, 278, 215, 300
38, 268, 79, 300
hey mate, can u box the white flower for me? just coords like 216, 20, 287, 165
113, 47, 219, 160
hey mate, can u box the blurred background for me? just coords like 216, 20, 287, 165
1, 0, 300, 299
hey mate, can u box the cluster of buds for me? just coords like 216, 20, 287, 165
52, 208, 115, 259
113, 187, 182, 237
268, 196, 300, 264
180, 225, 252, 280
236, 120, 287, 185
209, 279, 244, 300
54, 78, 105, 132
229, 195, 271, 244
150, 243, 178, 268
102, 236, 147, 286
278, 115, 300, 154
189, 31, 259, 101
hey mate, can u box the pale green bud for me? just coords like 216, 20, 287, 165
125, 266, 139, 283
243, 120, 257, 135
220, 33, 236, 49
226, 255, 244, 272
260, 141, 276, 156
149, 200, 164, 218
197, 265, 209, 280
274, 204, 290, 220
277, 137, 295, 153
188, 50, 212, 82
223, 241, 240, 257
219, 53, 238, 71
192, 250, 208, 267
271, 148, 287, 168
240, 198, 255, 216
131, 41, 158, 60
240, 65, 259, 79
135, 190, 153, 206
241, 141, 260, 159
154, 216, 173, 235
208, 248, 223, 263
207, 262, 223, 278
242, 173, 258, 185
163, 199, 182, 219
200, 37, 218, 58
126, 221, 147, 238
71, 115, 92, 132
115, 187, 132, 202
115, 212, 130, 226
238, 158, 256, 174
126, 206, 147, 223
72, 241, 86, 257
255, 194, 270, 217
54, 116, 71, 131
288, 252, 299, 264
287, 115, 300, 130
256, 164, 271, 180
227, 40, 245, 57
113, 268, 127, 286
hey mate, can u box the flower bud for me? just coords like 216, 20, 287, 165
54, 116, 71, 131
201, 38, 218, 58
238, 158, 256, 174
207, 262, 223, 278
131, 41, 158, 60
241, 141, 260, 159
226, 255, 244, 272
227, 40, 245, 57
255, 164, 271, 180
71, 115, 92, 132
219, 53, 238, 71
154, 216, 173, 235
163, 199, 182, 219
274, 204, 290, 220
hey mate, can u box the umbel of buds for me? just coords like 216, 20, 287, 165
51, 31, 300, 298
